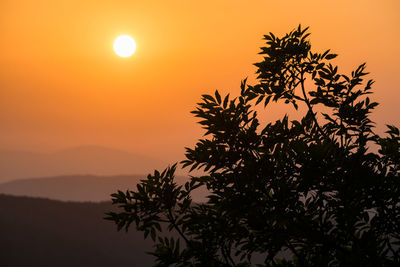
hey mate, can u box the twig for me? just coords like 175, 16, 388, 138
300, 72, 328, 140
168, 208, 192, 247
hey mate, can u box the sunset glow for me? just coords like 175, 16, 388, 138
0, 1, 399, 264
0, 0, 399, 163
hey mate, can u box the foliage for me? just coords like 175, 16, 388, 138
106, 25, 400, 266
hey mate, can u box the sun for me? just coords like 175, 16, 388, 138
113, 35, 136, 57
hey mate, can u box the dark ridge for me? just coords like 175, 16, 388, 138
0, 194, 154, 267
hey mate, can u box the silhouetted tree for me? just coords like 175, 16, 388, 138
106, 25, 400, 266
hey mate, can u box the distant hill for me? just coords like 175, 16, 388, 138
0, 175, 144, 202
0, 174, 207, 202
0, 194, 155, 267
0, 145, 167, 183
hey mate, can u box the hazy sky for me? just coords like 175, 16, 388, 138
1, 0, 399, 163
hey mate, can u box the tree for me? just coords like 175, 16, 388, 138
106, 25, 400, 266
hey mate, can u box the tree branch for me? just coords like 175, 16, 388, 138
222, 243, 235, 266
220, 245, 234, 266
167, 208, 192, 247
300, 72, 328, 139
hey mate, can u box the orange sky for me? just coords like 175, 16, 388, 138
0, 0, 399, 163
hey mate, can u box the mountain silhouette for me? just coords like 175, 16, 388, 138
0, 145, 166, 183
0, 174, 207, 202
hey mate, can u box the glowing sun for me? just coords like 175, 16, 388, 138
113, 35, 136, 57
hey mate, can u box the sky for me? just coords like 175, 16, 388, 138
0, 0, 399, 163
